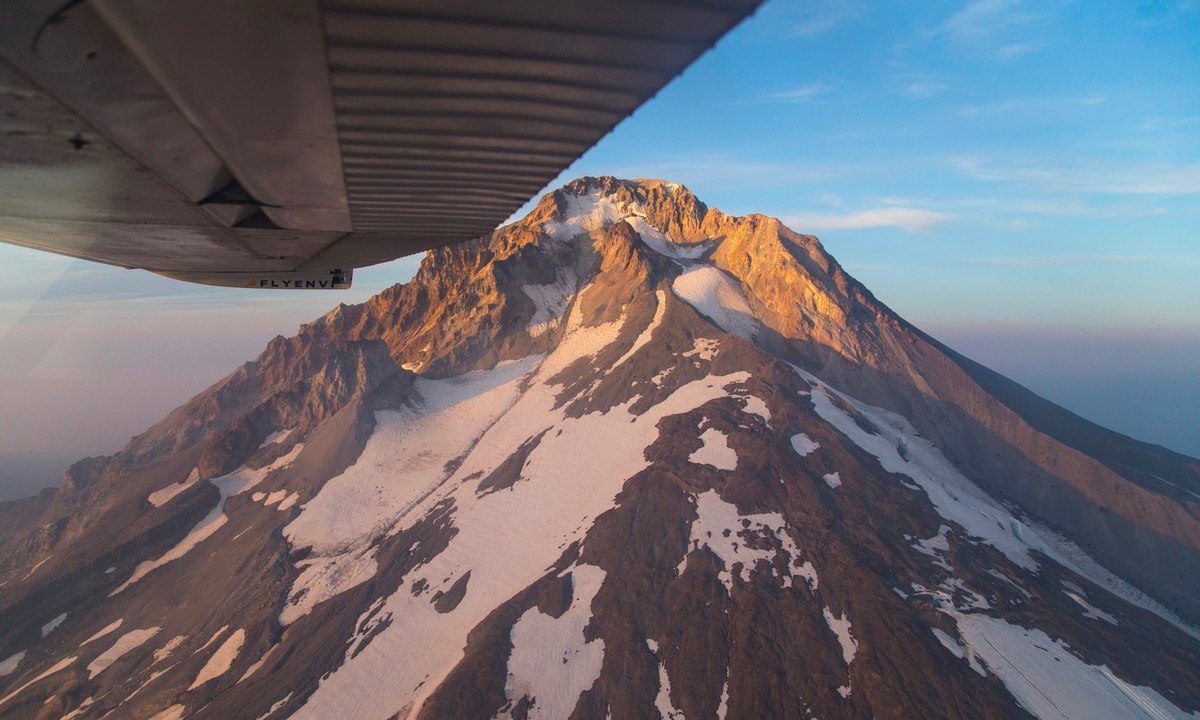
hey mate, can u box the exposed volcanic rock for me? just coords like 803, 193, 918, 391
0, 177, 1198, 720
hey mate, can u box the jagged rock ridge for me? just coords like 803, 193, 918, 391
0, 177, 1198, 720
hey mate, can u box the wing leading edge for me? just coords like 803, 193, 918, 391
0, 0, 763, 289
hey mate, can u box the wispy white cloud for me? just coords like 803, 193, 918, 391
956, 94, 1106, 117
765, 83, 834, 103
966, 255, 1163, 267
609, 154, 843, 188
947, 156, 1200, 194
942, 0, 1038, 42
793, 16, 840, 36
903, 81, 948, 99
901, 0, 1056, 60
996, 41, 1043, 59
782, 207, 951, 233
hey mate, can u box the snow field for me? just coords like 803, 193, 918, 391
500, 565, 607, 720
1065, 591, 1119, 625
790, 433, 819, 457
689, 427, 738, 470
522, 268, 578, 338
148, 467, 200, 507
796, 366, 1050, 571
0, 652, 23, 676
0, 655, 77, 710
822, 608, 859, 666
541, 191, 629, 242
87, 627, 161, 679
930, 627, 987, 676
627, 216, 709, 260
114, 444, 304, 595
671, 266, 760, 340
291, 290, 760, 719
795, 365, 1200, 718
148, 705, 187, 720
608, 290, 667, 373
153, 635, 185, 664
41, 612, 67, 637
950, 612, 1200, 720
189, 628, 246, 690
81, 619, 123, 646
258, 428, 295, 449
280, 356, 542, 624
680, 491, 809, 592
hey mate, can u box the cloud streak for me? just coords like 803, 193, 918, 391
765, 83, 834, 102
942, 0, 1038, 42
965, 254, 1163, 267
782, 207, 951, 233
947, 156, 1200, 194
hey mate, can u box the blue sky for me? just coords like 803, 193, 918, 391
1, 0, 1198, 465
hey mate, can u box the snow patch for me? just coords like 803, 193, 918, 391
951, 611, 1200, 720
913, 525, 954, 571
523, 268, 578, 338
648, 641, 684, 720
628, 216, 709, 260
671, 266, 759, 339
291, 365, 757, 718
790, 433, 819, 457
259, 428, 295, 449
81, 619, 123, 646
683, 337, 721, 361
609, 290, 666, 372
799, 368, 1050, 570
1065, 591, 1119, 625
822, 608, 858, 665
59, 695, 95, 720
148, 705, 187, 720
87, 626, 160, 679
238, 644, 279, 684
798, 365, 1200, 640
114, 445, 304, 595
689, 427, 738, 470
542, 191, 627, 242
0, 655, 76, 709
148, 467, 200, 507
281, 545, 379, 625
737, 394, 772, 427
256, 694, 293, 720
189, 628, 246, 689
931, 627, 988, 676
21, 555, 50, 580
500, 565, 607, 720
0, 652, 23, 676
264, 489, 288, 506
680, 490, 804, 591
41, 612, 67, 637
822, 472, 842, 489
153, 635, 185, 664
287, 357, 540, 556
1028, 517, 1198, 640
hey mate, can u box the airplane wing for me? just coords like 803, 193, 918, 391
0, 0, 763, 289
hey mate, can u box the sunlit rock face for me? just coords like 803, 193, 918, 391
1, 177, 1198, 720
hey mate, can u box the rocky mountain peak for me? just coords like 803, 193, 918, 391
1, 177, 1198, 720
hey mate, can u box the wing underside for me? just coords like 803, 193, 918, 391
0, 0, 762, 288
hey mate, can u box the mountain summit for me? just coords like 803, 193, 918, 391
1, 177, 1198, 720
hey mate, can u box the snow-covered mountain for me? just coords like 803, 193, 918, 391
1, 176, 1198, 720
